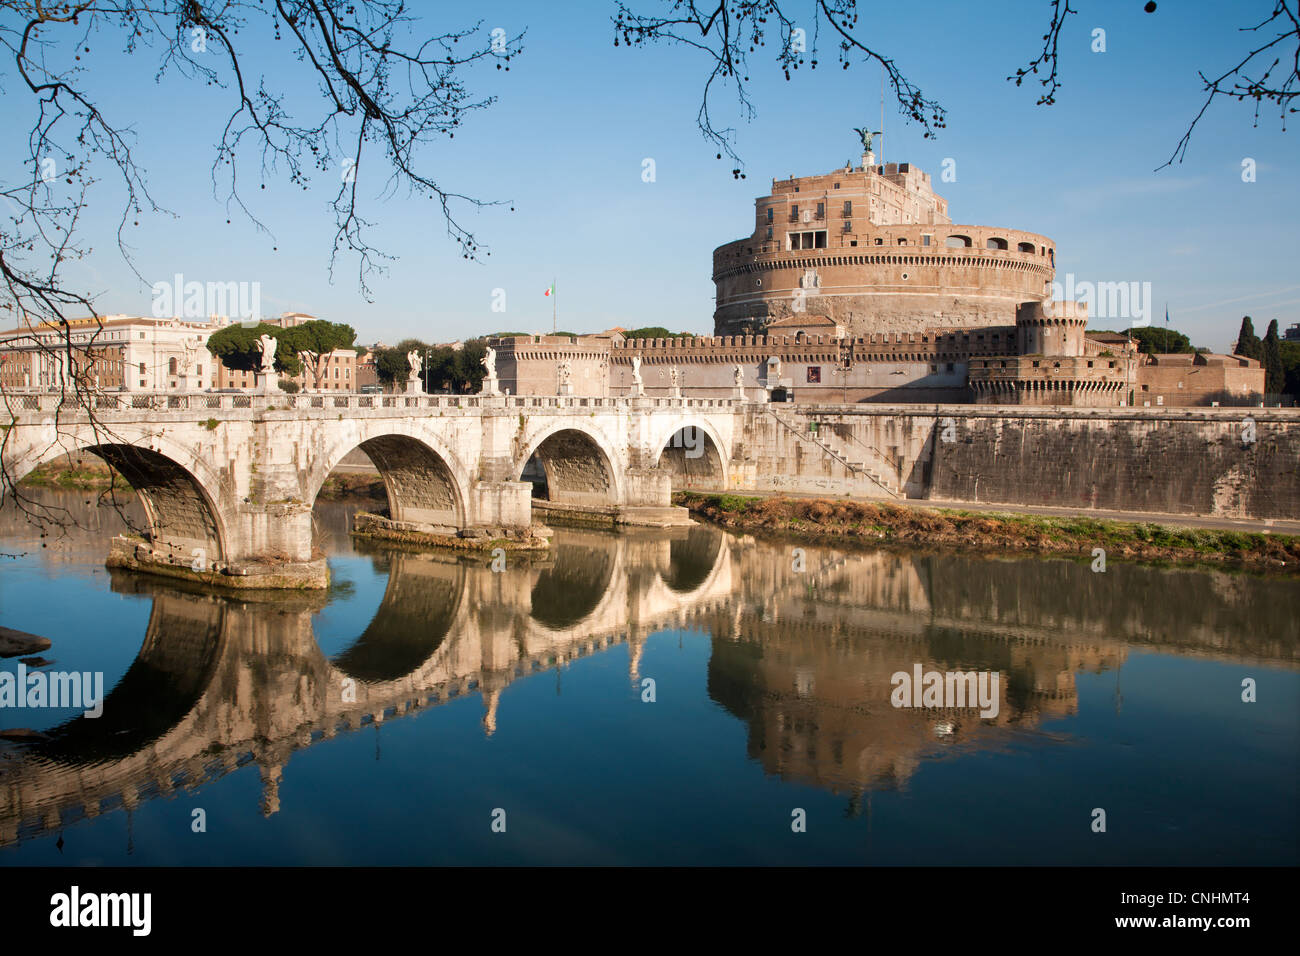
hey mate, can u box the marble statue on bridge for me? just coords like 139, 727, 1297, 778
406, 350, 423, 394
480, 346, 500, 396
631, 356, 645, 397
258, 334, 279, 393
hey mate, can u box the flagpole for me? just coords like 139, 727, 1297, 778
552, 278, 557, 334
879, 61, 885, 167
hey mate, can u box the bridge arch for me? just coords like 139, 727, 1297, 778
652, 417, 729, 491
6, 430, 230, 566
529, 537, 619, 632
310, 426, 472, 530
329, 553, 467, 684
660, 526, 727, 595
515, 422, 623, 507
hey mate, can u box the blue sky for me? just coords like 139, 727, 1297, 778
2, 0, 1296, 351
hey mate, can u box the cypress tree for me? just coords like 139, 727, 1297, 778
1234, 316, 1263, 360
1263, 320, 1285, 399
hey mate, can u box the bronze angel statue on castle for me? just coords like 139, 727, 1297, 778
854, 128, 881, 153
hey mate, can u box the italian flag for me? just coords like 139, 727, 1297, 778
544, 284, 554, 297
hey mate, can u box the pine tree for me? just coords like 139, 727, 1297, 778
1234, 316, 1263, 360
1263, 320, 1285, 399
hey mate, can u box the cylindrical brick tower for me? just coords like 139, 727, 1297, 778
712, 160, 1056, 338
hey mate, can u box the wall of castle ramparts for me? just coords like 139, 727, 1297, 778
731, 405, 1300, 519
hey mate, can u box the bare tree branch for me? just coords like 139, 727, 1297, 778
1009, 1, 1298, 168
612, 0, 947, 174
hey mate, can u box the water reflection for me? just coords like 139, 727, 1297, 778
1, 491, 1297, 859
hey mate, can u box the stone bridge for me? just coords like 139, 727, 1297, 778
1, 392, 743, 587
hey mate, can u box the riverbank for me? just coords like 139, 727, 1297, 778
18, 458, 387, 500
17, 458, 129, 490
674, 492, 1300, 572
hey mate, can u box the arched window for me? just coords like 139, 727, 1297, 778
945, 235, 972, 248
986, 237, 1008, 250
1017, 241, 1035, 253
168, 357, 178, 375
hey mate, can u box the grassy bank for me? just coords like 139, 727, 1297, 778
17, 458, 131, 490
674, 492, 1300, 572
20, 459, 389, 500
316, 473, 386, 500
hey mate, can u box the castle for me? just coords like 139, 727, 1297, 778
489, 144, 1262, 408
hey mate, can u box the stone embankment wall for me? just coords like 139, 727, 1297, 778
734, 405, 1300, 520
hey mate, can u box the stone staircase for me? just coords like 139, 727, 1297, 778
766, 407, 902, 498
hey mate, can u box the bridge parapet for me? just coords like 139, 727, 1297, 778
3, 391, 744, 419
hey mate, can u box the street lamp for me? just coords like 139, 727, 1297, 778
423, 348, 430, 394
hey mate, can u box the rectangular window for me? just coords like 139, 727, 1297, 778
767, 207, 773, 222
806, 366, 821, 383
815, 202, 825, 219
139, 362, 146, 374
922, 235, 931, 246
843, 201, 852, 217
766, 226, 773, 240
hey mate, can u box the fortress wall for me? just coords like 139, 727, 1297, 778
735, 406, 1300, 519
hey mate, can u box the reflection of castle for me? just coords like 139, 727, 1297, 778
489, 149, 1262, 407
2, 526, 1294, 848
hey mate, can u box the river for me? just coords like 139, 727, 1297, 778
1, 488, 1296, 865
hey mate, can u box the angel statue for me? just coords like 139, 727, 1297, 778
631, 355, 643, 386
734, 364, 744, 387
258, 334, 277, 373
482, 346, 496, 378
853, 128, 881, 154
407, 349, 423, 378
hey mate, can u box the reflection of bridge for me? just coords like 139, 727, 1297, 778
2, 525, 1294, 848
1, 394, 739, 586
0, 526, 738, 847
